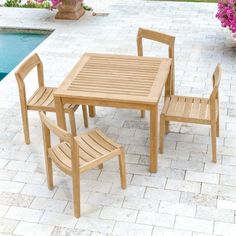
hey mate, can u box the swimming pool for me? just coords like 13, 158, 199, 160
0, 29, 51, 81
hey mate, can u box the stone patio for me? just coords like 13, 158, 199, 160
0, 0, 236, 235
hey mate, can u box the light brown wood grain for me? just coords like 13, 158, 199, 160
54, 53, 172, 173
15, 53, 88, 144
137, 28, 175, 118
39, 111, 126, 218
160, 64, 222, 162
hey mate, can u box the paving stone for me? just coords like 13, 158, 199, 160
64, 202, 102, 218
51, 226, 91, 236
136, 211, 175, 228
185, 171, 219, 184
0, 181, 24, 194
175, 216, 213, 234
75, 217, 115, 234
0, 218, 19, 234
214, 222, 236, 236
145, 187, 181, 202
166, 179, 201, 193
153, 227, 192, 236
196, 205, 234, 223
5, 206, 43, 223
131, 175, 166, 188
113, 221, 153, 236
0, 192, 34, 208
30, 197, 67, 213
123, 196, 159, 212
14, 222, 54, 236
100, 206, 138, 222
0, 1, 236, 235
180, 192, 217, 207
159, 201, 196, 217
40, 212, 78, 228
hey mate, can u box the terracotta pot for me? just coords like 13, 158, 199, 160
55, 0, 85, 20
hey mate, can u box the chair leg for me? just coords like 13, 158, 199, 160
98, 163, 103, 169
118, 149, 127, 189
160, 115, 165, 154
68, 110, 77, 137
217, 114, 220, 137
82, 105, 89, 128
21, 107, 30, 144
165, 121, 169, 134
141, 110, 145, 118
72, 173, 81, 218
45, 156, 53, 190
211, 123, 217, 163
88, 106, 96, 117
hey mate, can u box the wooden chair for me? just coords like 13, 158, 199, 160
15, 53, 88, 144
39, 111, 126, 218
137, 28, 175, 118
159, 64, 222, 162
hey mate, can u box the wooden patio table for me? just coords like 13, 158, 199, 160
54, 53, 172, 173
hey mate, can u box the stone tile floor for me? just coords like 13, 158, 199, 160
0, 0, 236, 235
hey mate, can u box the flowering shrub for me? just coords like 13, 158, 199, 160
4, 0, 92, 11
216, 0, 236, 34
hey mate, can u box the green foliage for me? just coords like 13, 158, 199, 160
4, 0, 21, 7
4, 0, 51, 8
83, 4, 92, 11
21, 1, 51, 8
4, 0, 91, 10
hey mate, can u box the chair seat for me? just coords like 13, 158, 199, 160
27, 87, 77, 112
48, 128, 121, 175
161, 95, 216, 124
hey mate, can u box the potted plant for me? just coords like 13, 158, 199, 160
53, 0, 84, 20
3, 0, 92, 20
216, 0, 236, 38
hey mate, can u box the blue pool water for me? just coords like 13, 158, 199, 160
0, 30, 50, 81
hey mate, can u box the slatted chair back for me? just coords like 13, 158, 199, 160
39, 111, 78, 175
15, 53, 44, 87
137, 28, 175, 96
39, 111, 72, 145
136, 28, 175, 118
137, 28, 175, 59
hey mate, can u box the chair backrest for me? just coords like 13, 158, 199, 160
15, 53, 44, 88
39, 111, 72, 146
209, 64, 222, 120
39, 111, 79, 175
137, 28, 175, 94
209, 64, 222, 101
137, 28, 175, 58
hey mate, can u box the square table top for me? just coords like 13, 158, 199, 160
54, 53, 172, 105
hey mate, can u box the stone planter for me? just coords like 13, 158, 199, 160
55, 0, 85, 20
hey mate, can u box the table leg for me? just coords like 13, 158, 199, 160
150, 105, 158, 173
88, 106, 96, 117
54, 96, 67, 131
164, 66, 174, 133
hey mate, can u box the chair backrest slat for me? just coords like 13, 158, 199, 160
15, 53, 44, 87
39, 111, 72, 143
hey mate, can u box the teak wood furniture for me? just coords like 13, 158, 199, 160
160, 64, 222, 162
137, 28, 175, 118
54, 53, 172, 173
15, 53, 88, 144
39, 111, 126, 218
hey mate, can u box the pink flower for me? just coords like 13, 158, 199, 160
216, 0, 236, 33
51, 0, 60, 7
